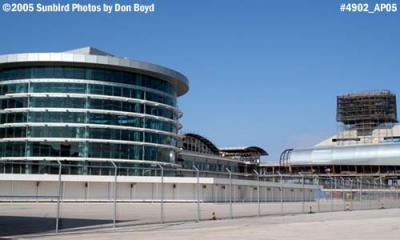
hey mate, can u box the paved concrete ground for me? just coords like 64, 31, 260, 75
17, 208, 400, 240
1, 199, 399, 237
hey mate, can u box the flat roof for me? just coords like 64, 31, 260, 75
0, 47, 189, 96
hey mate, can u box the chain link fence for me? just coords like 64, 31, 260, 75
0, 161, 399, 236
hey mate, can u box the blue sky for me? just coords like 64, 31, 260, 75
1, 0, 399, 161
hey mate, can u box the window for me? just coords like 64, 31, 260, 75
0, 67, 177, 95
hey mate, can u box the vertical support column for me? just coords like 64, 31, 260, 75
55, 160, 62, 233
226, 168, 233, 219
157, 163, 164, 223
111, 161, 118, 229
82, 83, 90, 174
25, 82, 32, 174
193, 166, 200, 222
142, 91, 146, 161
253, 170, 260, 216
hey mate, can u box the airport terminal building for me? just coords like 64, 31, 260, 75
0, 47, 270, 177
0, 47, 305, 203
0, 47, 189, 175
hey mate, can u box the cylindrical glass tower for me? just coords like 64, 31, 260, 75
0, 47, 189, 174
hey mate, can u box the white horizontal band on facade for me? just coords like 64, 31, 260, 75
0, 107, 182, 128
0, 92, 182, 115
0, 78, 176, 99
0, 157, 180, 167
0, 137, 179, 151
0, 122, 181, 138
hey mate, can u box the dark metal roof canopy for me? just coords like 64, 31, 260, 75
182, 133, 268, 158
183, 133, 220, 154
219, 146, 269, 156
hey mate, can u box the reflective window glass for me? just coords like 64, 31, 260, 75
0, 67, 177, 95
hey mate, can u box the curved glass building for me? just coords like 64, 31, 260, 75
0, 47, 188, 174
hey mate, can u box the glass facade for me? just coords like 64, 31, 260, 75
0, 81, 176, 107
0, 65, 182, 165
0, 66, 176, 96
0, 112, 177, 132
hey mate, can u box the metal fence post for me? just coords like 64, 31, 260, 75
55, 160, 62, 233
271, 176, 275, 202
380, 177, 384, 208
329, 177, 334, 211
365, 180, 370, 209
278, 172, 283, 215
368, 179, 371, 208
314, 175, 320, 212
359, 177, 362, 209
193, 166, 200, 222
253, 170, 261, 216
374, 179, 379, 208
340, 177, 345, 211
299, 173, 305, 213
397, 184, 400, 207
350, 179, 353, 210
378, 179, 381, 208
110, 161, 118, 229
226, 168, 233, 219
157, 163, 164, 223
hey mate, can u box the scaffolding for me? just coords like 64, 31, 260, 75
336, 90, 397, 144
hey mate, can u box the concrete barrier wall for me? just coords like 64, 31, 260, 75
0, 174, 317, 202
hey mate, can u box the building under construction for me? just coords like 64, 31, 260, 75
260, 90, 400, 184
336, 90, 397, 141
